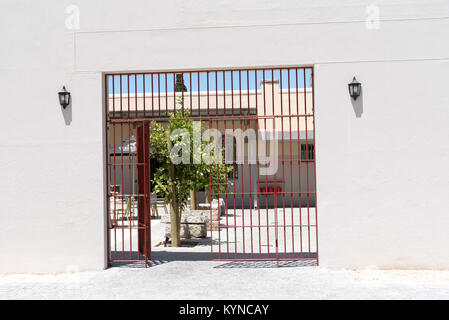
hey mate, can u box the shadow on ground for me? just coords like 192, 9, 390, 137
214, 260, 317, 268
110, 250, 317, 269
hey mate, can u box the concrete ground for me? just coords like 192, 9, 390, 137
2, 264, 449, 299
2, 212, 449, 299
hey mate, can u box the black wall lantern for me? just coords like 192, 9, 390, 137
58, 86, 71, 108
348, 77, 361, 100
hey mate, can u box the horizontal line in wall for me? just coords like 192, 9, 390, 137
75, 16, 449, 35
315, 56, 449, 65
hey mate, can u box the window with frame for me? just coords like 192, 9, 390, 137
300, 143, 315, 161
222, 134, 238, 179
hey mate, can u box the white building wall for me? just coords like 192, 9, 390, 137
0, 0, 448, 273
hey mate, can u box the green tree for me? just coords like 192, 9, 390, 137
150, 104, 231, 247
175, 73, 187, 93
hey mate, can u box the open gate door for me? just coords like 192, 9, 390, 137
136, 123, 151, 260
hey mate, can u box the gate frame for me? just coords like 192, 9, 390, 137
103, 65, 319, 267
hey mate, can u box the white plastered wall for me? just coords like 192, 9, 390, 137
0, 0, 448, 273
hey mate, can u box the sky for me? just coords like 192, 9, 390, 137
108, 69, 312, 95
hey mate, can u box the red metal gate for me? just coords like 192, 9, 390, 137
136, 123, 151, 260
105, 75, 153, 266
105, 67, 318, 266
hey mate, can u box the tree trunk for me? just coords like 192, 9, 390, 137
168, 135, 181, 247
205, 188, 211, 204
169, 195, 181, 247
190, 189, 198, 210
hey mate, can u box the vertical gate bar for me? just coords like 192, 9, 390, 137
165, 73, 168, 116
215, 71, 218, 116
272, 68, 279, 265
113, 76, 117, 261
223, 71, 230, 259
143, 121, 148, 266
120, 75, 125, 259
198, 72, 200, 117
151, 73, 154, 117
207, 72, 210, 116
127, 74, 130, 120
247, 69, 254, 259
142, 75, 146, 261
135, 75, 138, 115
262, 69, 270, 259
173, 72, 176, 113
280, 68, 287, 259
148, 122, 152, 261
239, 70, 246, 259
134, 75, 138, 255
231, 71, 234, 117
215, 71, 221, 259
296, 68, 303, 258
143, 74, 146, 119
128, 74, 132, 259
105, 74, 111, 266
209, 120, 213, 259
136, 74, 142, 259
255, 70, 261, 258
205, 73, 212, 255
239, 70, 242, 116
310, 67, 319, 264
190, 72, 193, 115
158, 73, 161, 118
288, 69, 295, 259
206, 74, 210, 257
231, 71, 237, 259
181, 72, 185, 116
303, 69, 311, 259
134, 75, 139, 256
207, 74, 213, 258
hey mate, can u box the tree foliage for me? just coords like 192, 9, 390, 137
150, 104, 231, 215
